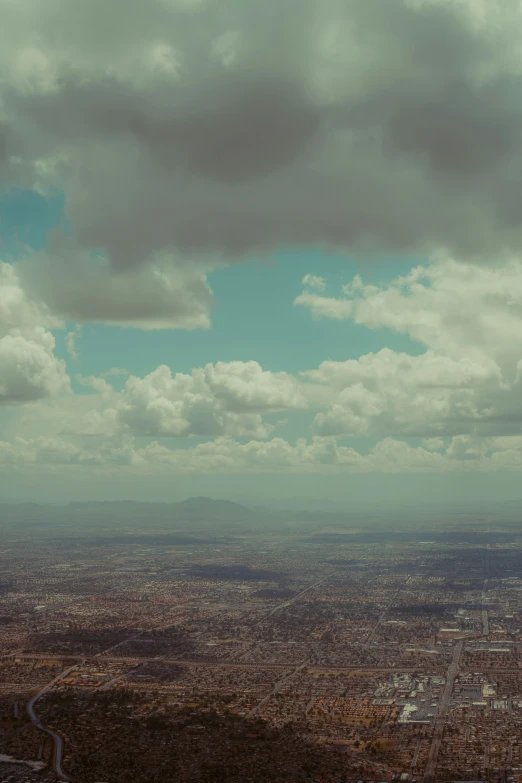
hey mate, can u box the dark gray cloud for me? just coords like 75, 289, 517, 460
2, 0, 522, 276
19, 240, 214, 329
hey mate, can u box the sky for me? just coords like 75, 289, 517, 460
3, 0, 522, 505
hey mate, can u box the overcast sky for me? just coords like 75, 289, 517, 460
3, 0, 522, 505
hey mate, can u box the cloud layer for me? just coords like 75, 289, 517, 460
3, 432, 522, 476
4, 2, 522, 479
4, 251, 522, 473
3, 0, 522, 278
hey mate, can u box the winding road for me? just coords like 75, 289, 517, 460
26, 665, 78, 782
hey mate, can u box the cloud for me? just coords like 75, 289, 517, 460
302, 274, 326, 292
296, 256, 522, 438
13, 391, 119, 439
9, 359, 309, 443
115, 361, 306, 439
3, 0, 522, 273
76, 374, 114, 401
9, 326, 522, 447
0, 262, 60, 334
65, 327, 80, 360
4, 431, 522, 475
296, 290, 354, 321
0, 263, 69, 404
139, 436, 359, 472
306, 348, 507, 438
445, 434, 488, 461
0, 330, 69, 404
20, 245, 214, 330
0, 434, 137, 468
6, 235, 522, 473
422, 437, 445, 452
202, 361, 307, 412
296, 255, 522, 368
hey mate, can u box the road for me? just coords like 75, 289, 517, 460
23, 610, 185, 780
26, 665, 78, 782
247, 657, 310, 718
254, 547, 372, 625
98, 662, 144, 691
422, 640, 463, 783
363, 584, 406, 650
482, 527, 491, 636
14, 652, 420, 674
482, 598, 489, 636
411, 739, 422, 769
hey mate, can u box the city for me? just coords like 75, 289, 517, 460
1, 501, 522, 782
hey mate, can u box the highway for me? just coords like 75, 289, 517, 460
363, 583, 406, 650
422, 639, 463, 783
26, 665, 78, 782
254, 547, 372, 625
482, 586, 489, 636
14, 652, 420, 673
482, 526, 491, 636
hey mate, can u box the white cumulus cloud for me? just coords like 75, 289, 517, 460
115, 361, 306, 439
0, 263, 69, 404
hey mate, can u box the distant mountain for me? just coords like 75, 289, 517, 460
66, 496, 257, 523
0, 497, 386, 530
0, 497, 260, 534
170, 496, 257, 522
4, 496, 519, 537
248, 497, 351, 512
